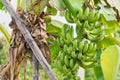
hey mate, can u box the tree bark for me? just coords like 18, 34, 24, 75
1, 0, 57, 80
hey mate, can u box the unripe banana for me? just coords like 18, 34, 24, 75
78, 41, 84, 51
87, 33, 98, 41
92, 43, 97, 51
64, 55, 69, 67
79, 61, 96, 68
63, 44, 68, 52
71, 51, 77, 58
78, 8, 83, 21
82, 43, 89, 53
89, 28, 102, 35
66, 33, 72, 43
72, 63, 79, 71
81, 56, 97, 62
88, 10, 96, 23
76, 20, 82, 27
65, 10, 74, 23
70, 59, 74, 68
57, 60, 63, 71
87, 52, 96, 57
83, 21, 89, 28
63, 65, 69, 73
91, 12, 100, 22
69, 26, 74, 38
60, 52, 64, 62
59, 37, 64, 45
84, 8, 89, 19
77, 53, 82, 60
73, 39, 78, 50
97, 33, 104, 41
61, 25, 67, 38
87, 42, 94, 53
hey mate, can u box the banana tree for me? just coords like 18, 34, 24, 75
0, 0, 120, 80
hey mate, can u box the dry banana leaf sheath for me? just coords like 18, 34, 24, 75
0, 7, 51, 80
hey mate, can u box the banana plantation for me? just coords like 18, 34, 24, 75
0, 0, 120, 80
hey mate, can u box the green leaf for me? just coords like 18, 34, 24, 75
62, 0, 84, 15
0, 0, 4, 9
99, 36, 120, 49
0, 24, 10, 43
49, 0, 66, 11
46, 38, 60, 59
99, 5, 116, 21
46, 6, 57, 16
46, 20, 64, 35
101, 45, 120, 80
69, 0, 84, 11
101, 15, 120, 34
94, 64, 104, 80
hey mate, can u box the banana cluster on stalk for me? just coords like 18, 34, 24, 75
55, 24, 99, 74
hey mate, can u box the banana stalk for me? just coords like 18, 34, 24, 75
62, 0, 77, 16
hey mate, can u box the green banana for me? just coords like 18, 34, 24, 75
79, 60, 96, 68
60, 52, 64, 62
59, 37, 64, 45
83, 21, 89, 28
66, 33, 72, 43
71, 51, 77, 58
61, 25, 67, 38
65, 10, 74, 23
91, 12, 100, 22
87, 52, 96, 57
64, 55, 69, 67
77, 53, 82, 60
92, 43, 97, 51
70, 59, 74, 68
57, 60, 63, 71
84, 8, 89, 19
63, 65, 69, 73
78, 41, 84, 51
69, 26, 74, 38
97, 33, 104, 41
87, 42, 94, 53
73, 39, 78, 50
81, 56, 97, 62
89, 28, 102, 35
78, 8, 83, 21
72, 63, 79, 71
88, 10, 96, 23
63, 44, 68, 52
87, 33, 98, 41
82, 43, 89, 53
76, 20, 82, 27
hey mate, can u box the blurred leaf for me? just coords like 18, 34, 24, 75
94, 64, 104, 80
99, 5, 116, 21
0, 24, 10, 43
46, 38, 60, 59
99, 36, 120, 49
101, 45, 120, 80
46, 6, 57, 15
101, 15, 120, 34
0, 0, 4, 9
69, 0, 84, 11
46, 20, 64, 35
49, 0, 66, 11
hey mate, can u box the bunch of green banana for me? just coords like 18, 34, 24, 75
77, 7, 89, 21
65, 10, 75, 23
